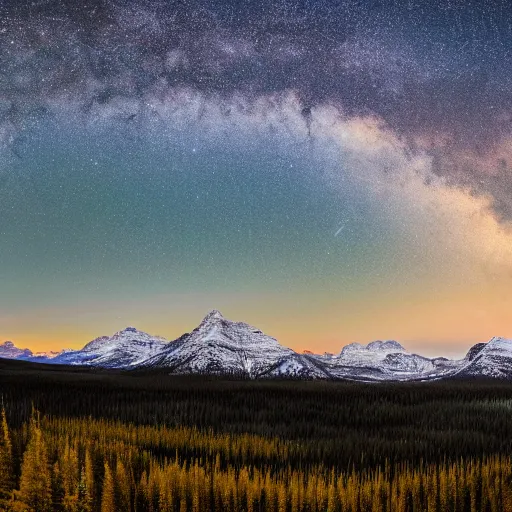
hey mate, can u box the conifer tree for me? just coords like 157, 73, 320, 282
16, 412, 52, 512
100, 462, 116, 512
0, 405, 13, 505
62, 441, 79, 511
137, 470, 149, 512
115, 458, 131, 512
327, 480, 338, 512
51, 461, 66, 512
77, 466, 93, 512
77, 448, 94, 512
277, 483, 287, 512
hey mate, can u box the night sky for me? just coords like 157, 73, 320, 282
1, 0, 512, 356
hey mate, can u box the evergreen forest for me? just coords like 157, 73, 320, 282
2, 359, 512, 511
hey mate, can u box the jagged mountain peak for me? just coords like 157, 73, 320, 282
120, 326, 139, 333
367, 340, 405, 352
464, 342, 487, 362
202, 309, 225, 322
9, 315, 512, 382
326, 338, 440, 380
113, 326, 159, 337
81, 335, 111, 352
52, 326, 168, 368
0, 340, 33, 359
190, 311, 282, 350
485, 337, 512, 351
196, 310, 227, 330
82, 327, 166, 350
340, 340, 404, 356
194, 310, 267, 340
139, 311, 324, 378
340, 342, 364, 354
455, 336, 512, 379
465, 337, 512, 362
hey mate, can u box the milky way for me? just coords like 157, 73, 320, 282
1, 0, 512, 355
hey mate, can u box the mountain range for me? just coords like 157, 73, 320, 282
1, 310, 511, 381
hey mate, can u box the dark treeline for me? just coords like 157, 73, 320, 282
1, 360, 512, 471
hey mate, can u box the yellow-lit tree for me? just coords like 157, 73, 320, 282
0, 405, 13, 506
100, 462, 115, 512
16, 412, 52, 512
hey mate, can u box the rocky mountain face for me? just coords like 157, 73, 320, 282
51, 327, 167, 368
3, 313, 512, 381
0, 341, 33, 360
0, 341, 66, 363
464, 343, 487, 362
305, 340, 456, 381
140, 310, 328, 378
454, 337, 512, 379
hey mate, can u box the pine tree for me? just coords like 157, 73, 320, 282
52, 461, 66, 512
16, 412, 52, 512
277, 483, 287, 512
327, 480, 338, 512
0, 405, 13, 505
115, 458, 131, 512
136, 470, 149, 512
62, 441, 79, 511
100, 462, 116, 512
77, 467, 92, 512
77, 449, 94, 512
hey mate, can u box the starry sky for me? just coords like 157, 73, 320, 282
1, 0, 512, 357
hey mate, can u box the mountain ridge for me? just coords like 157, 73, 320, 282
2, 311, 511, 381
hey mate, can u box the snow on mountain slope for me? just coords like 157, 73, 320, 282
6, 316, 512, 381
24, 350, 68, 363
141, 310, 328, 378
339, 340, 405, 363
52, 327, 167, 368
0, 341, 72, 363
0, 341, 33, 360
367, 340, 405, 352
464, 343, 487, 362
317, 340, 442, 381
456, 337, 512, 378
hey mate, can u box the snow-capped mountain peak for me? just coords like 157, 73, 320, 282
141, 311, 328, 378
200, 310, 225, 324
81, 327, 167, 352
120, 326, 138, 333
52, 327, 168, 368
485, 337, 512, 352
0, 341, 65, 362
81, 336, 111, 353
0, 341, 33, 359
328, 339, 437, 381
367, 340, 405, 352
339, 340, 404, 357
340, 342, 364, 354
6, 312, 512, 382
112, 326, 163, 338
456, 337, 512, 379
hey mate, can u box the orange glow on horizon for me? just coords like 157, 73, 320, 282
4, 280, 512, 360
